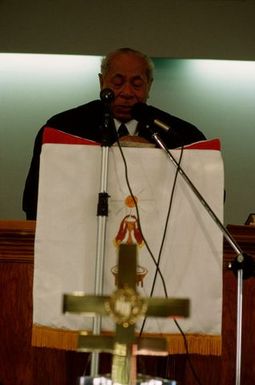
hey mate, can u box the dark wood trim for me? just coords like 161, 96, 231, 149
0, 220, 35, 263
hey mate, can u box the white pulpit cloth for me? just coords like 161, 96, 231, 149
33, 130, 224, 339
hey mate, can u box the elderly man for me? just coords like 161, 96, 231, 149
23, 47, 205, 219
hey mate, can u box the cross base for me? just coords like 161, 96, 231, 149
77, 374, 179, 385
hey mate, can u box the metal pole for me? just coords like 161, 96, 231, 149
90, 146, 110, 376
235, 269, 243, 385
151, 132, 251, 385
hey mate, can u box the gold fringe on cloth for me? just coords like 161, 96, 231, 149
32, 325, 221, 356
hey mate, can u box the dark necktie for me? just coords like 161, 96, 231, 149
118, 123, 129, 138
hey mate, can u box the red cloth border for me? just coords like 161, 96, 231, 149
42, 127, 100, 146
43, 126, 221, 151
183, 138, 221, 151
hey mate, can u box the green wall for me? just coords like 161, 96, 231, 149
1, 54, 254, 225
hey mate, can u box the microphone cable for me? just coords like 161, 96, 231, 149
138, 145, 184, 335
115, 137, 205, 385
115, 135, 167, 296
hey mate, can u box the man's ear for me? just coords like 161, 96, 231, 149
98, 73, 104, 89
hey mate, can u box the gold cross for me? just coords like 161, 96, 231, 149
63, 244, 189, 385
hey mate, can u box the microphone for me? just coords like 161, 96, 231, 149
99, 88, 115, 145
100, 88, 115, 103
131, 103, 172, 134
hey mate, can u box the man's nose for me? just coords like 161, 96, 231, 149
120, 83, 134, 97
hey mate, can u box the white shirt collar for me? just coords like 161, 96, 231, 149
114, 119, 138, 136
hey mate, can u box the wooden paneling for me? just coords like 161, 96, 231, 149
0, 221, 34, 385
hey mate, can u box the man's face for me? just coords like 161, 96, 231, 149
99, 53, 152, 122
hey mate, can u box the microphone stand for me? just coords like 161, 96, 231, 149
90, 96, 115, 377
149, 129, 254, 385
90, 144, 110, 377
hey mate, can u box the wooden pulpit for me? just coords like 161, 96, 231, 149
1, 220, 255, 385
